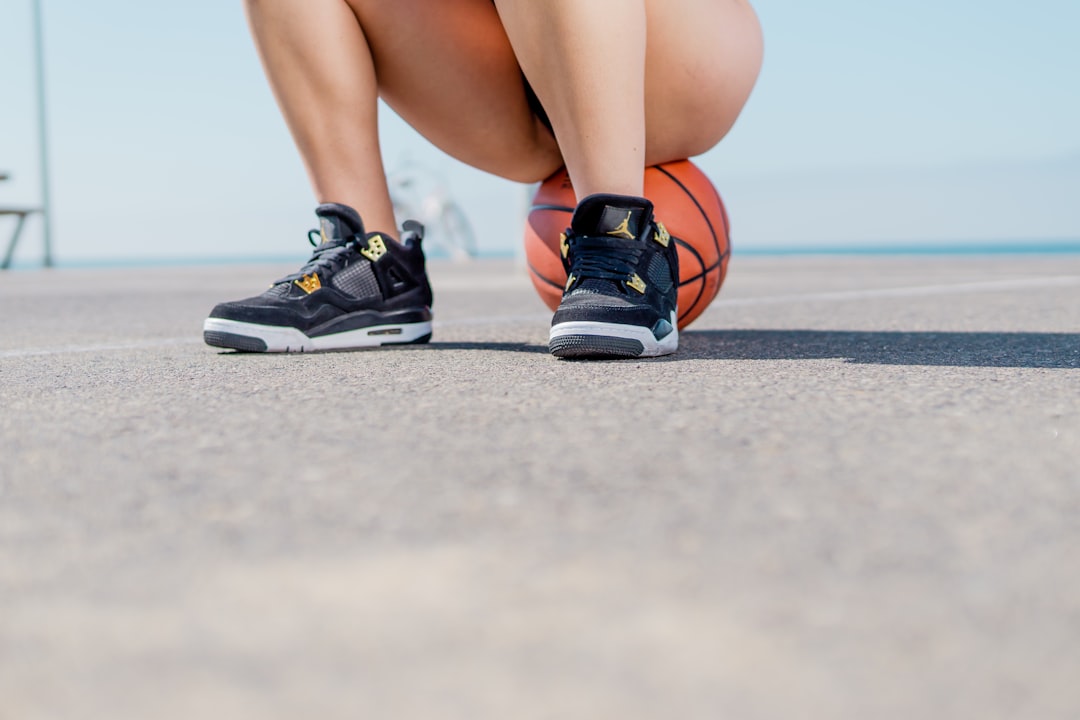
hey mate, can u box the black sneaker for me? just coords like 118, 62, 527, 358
549, 194, 679, 358
203, 203, 433, 352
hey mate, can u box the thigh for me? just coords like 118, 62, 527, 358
644, 0, 764, 164
349, 0, 562, 182
351, 0, 762, 181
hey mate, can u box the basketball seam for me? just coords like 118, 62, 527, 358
526, 202, 571, 306
655, 165, 723, 267
712, 182, 732, 249
655, 164, 730, 324
679, 259, 722, 286
530, 204, 575, 214
673, 236, 707, 323
527, 262, 565, 291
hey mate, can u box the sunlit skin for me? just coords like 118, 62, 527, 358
243, 0, 763, 239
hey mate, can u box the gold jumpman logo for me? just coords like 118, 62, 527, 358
607, 211, 636, 240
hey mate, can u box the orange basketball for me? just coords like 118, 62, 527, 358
524, 160, 731, 329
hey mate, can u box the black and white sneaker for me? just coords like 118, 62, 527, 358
549, 194, 679, 359
203, 203, 433, 352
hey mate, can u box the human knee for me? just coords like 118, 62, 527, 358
494, 150, 563, 184
466, 126, 563, 183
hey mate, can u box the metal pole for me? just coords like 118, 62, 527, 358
31, 0, 53, 267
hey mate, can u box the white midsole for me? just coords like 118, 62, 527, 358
549, 311, 679, 357
203, 317, 431, 352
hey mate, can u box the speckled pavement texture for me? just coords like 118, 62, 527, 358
2, 255, 1079, 719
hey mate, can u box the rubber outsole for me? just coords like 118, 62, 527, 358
549, 314, 679, 359
204, 331, 268, 353
203, 317, 432, 353
548, 335, 645, 358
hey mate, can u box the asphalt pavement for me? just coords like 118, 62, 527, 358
2, 255, 1079, 719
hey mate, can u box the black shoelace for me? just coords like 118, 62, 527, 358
274, 232, 357, 285
567, 235, 644, 284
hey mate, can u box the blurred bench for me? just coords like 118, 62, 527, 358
1, 172, 43, 270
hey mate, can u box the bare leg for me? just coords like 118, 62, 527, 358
495, 0, 763, 199
244, 0, 398, 233
353, 0, 562, 183
494, 0, 648, 198
244, 0, 762, 225
641, 0, 763, 162
243, 0, 563, 237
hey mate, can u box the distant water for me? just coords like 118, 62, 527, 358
2, 248, 517, 270
737, 239, 1080, 256
4, 240, 1080, 271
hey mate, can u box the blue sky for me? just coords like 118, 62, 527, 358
1, 0, 1078, 264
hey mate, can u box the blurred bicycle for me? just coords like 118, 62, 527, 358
388, 164, 477, 261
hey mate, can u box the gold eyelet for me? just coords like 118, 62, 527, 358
294, 273, 322, 294
653, 222, 670, 248
360, 234, 388, 262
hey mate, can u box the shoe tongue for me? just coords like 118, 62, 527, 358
571, 193, 653, 240
315, 203, 366, 244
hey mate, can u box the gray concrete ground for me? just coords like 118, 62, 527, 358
2, 255, 1079, 719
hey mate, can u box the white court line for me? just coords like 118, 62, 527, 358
433, 313, 548, 328
711, 275, 1080, 308
2, 275, 1077, 360
0, 337, 202, 359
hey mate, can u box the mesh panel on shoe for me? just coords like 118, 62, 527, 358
646, 254, 674, 294
577, 279, 621, 296
569, 281, 635, 308
263, 282, 292, 298
332, 262, 381, 299
567, 295, 637, 309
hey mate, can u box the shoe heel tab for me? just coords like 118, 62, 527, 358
401, 220, 426, 249
316, 203, 367, 238
572, 194, 655, 237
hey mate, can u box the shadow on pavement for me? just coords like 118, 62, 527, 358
425, 341, 550, 354
211, 341, 549, 356
679, 330, 1080, 369
208, 334, 1077, 367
